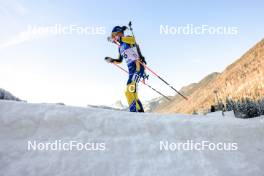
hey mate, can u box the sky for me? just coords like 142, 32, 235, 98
0, 0, 264, 107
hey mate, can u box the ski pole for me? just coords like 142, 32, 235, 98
111, 63, 171, 101
128, 21, 188, 100
137, 60, 188, 100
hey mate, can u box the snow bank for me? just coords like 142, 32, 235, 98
0, 100, 264, 176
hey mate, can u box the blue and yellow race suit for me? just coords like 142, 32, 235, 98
112, 36, 145, 112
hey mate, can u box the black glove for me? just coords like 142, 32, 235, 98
140, 56, 147, 65
142, 73, 149, 80
105, 57, 114, 63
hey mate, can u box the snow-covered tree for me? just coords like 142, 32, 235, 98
0, 88, 21, 101
226, 98, 234, 111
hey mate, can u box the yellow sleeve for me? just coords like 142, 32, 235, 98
121, 36, 136, 45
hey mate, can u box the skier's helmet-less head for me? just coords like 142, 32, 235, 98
111, 26, 127, 40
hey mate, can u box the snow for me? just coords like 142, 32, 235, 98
206, 111, 236, 118
0, 100, 264, 176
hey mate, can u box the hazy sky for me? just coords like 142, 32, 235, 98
0, 0, 263, 107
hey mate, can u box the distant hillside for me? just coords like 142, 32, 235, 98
143, 96, 173, 112
155, 38, 264, 114
0, 88, 20, 101
111, 100, 127, 110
